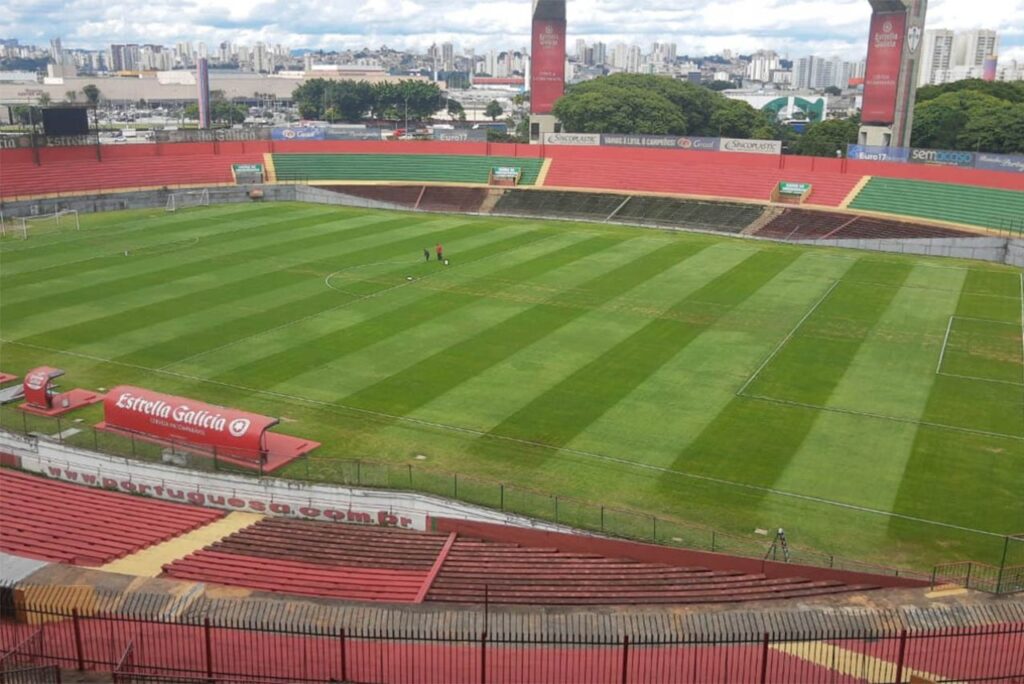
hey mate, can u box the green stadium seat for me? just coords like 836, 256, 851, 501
272, 153, 543, 186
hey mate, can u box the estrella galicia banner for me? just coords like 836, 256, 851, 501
909, 148, 975, 168
846, 144, 910, 163
530, 19, 566, 114
861, 11, 907, 125
974, 153, 1024, 174
271, 125, 325, 141
102, 385, 279, 460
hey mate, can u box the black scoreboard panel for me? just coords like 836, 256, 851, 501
41, 107, 89, 136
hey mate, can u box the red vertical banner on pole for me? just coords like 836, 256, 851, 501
861, 11, 907, 125
530, 18, 566, 114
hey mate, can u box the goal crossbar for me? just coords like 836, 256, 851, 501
4, 209, 80, 239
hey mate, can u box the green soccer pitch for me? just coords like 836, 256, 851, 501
1, 202, 1022, 570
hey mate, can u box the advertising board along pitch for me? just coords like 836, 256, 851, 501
97, 385, 319, 472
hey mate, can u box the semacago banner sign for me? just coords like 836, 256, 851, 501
861, 12, 907, 125
102, 386, 278, 459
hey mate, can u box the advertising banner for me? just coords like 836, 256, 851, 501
432, 128, 488, 142
541, 132, 601, 146
861, 11, 907, 125
846, 144, 910, 163
271, 125, 325, 141
530, 19, 566, 114
600, 134, 719, 150
974, 153, 1024, 174
778, 182, 812, 196
153, 128, 269, 143
909, 148, 975, 168
324, 126, 384, 141
102, 386, 279, 459
719, 137, 782, 155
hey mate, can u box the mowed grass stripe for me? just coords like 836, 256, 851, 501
114, 226, 552, 368
664, 257, 913, 486
481, 249, 800, 451
210, 231, 612, 389
0, 204, 303, 277
12, 218, 503, 349
341, 239, 711, 417
1, 209, 399, 318
916, 269, 1024, 437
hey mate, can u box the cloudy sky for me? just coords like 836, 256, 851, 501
3, 0, 1022, 61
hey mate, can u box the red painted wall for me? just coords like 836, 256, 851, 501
433, 518, 928, 589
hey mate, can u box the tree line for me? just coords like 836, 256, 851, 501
291, 79, 463, 124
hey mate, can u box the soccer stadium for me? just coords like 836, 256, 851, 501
0, 1, 1023, 682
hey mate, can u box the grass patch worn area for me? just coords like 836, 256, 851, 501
1, 202, 1022, 571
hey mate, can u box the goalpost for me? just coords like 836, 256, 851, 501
3, 209, 80, 240
166, 189, 211, 212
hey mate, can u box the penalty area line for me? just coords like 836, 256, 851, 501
736, 279, 839, 397
0, 337, 1011, 541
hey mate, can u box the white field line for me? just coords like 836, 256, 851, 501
736, 279, 840, 397
936, 316, 955, 375
1020, 272, 1024, 384
0, 337, 1012, 539
937, 371, 1024, 388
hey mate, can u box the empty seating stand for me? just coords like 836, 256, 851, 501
756, 208, 979, 241
0, 469, 223, 565
272, 154, 544, 186
162, 518, 450, 602
848, 177, 1024, 232
417, 187, 491, 213
161, 518, 878, 606
493, 189, 626, 221
424, 538, 876, 606
615, 196, 764, 233
0, 153, 263, 199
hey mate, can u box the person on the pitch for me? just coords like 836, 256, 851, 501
423, 248, 430, 262
436, 243, 444, 261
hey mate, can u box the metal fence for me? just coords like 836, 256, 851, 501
0, 605, 1022, 683
0, 625, 61, 683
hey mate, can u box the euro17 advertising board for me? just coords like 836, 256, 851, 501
531, 19, 566, 114
102, 386, 278, 459
861, 12, 907, 125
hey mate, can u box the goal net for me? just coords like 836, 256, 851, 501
3, 209, 80, 240
166, 189, 211, 212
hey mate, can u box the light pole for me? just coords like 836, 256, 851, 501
404, 97, 409, 133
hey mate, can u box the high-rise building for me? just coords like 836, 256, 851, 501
575, 39, 587, 59
953, 29, 998, 69
442, 42, 455, 71
746, 50, 780, 82
919, 29, 954, 85
49, 37, 63, 64
592, 42, 607, 66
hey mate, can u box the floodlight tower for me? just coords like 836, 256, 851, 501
529, 0, 566, 142
858, 0, 928, 148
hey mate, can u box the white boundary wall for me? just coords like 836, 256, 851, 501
0, 431, 566, 534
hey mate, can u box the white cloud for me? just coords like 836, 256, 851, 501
2, 0, 1021, 60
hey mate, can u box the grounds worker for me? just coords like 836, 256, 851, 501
436, 243, 444, 261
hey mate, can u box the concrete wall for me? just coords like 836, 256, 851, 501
293, 185, 415, 212
0, 184, 295, 219
0, 431, 568, 534
795, 236, 1022, 267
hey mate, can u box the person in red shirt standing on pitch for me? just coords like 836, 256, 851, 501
436, 243, 444, 262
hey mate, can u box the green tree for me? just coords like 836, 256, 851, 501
484, 100, 504, 121
824, 85, 842, 96
553, 86, 688, 134
793, 118, 859, 157
64, 90, 77, 103
38, 93, 51, 106
709, 98, 763, 137
446, 98, 465, 121
910, 90, 1003, 151
82, 84, 101, 105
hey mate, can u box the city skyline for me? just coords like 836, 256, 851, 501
3, 0, 1022, 62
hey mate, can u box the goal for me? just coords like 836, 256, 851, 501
3, 209, 80, 240
166, 189, 211, 212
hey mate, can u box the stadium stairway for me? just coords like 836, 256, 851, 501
272, 153, 544, 186
847, 177, 1024, 232
0, 469, 224, 566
